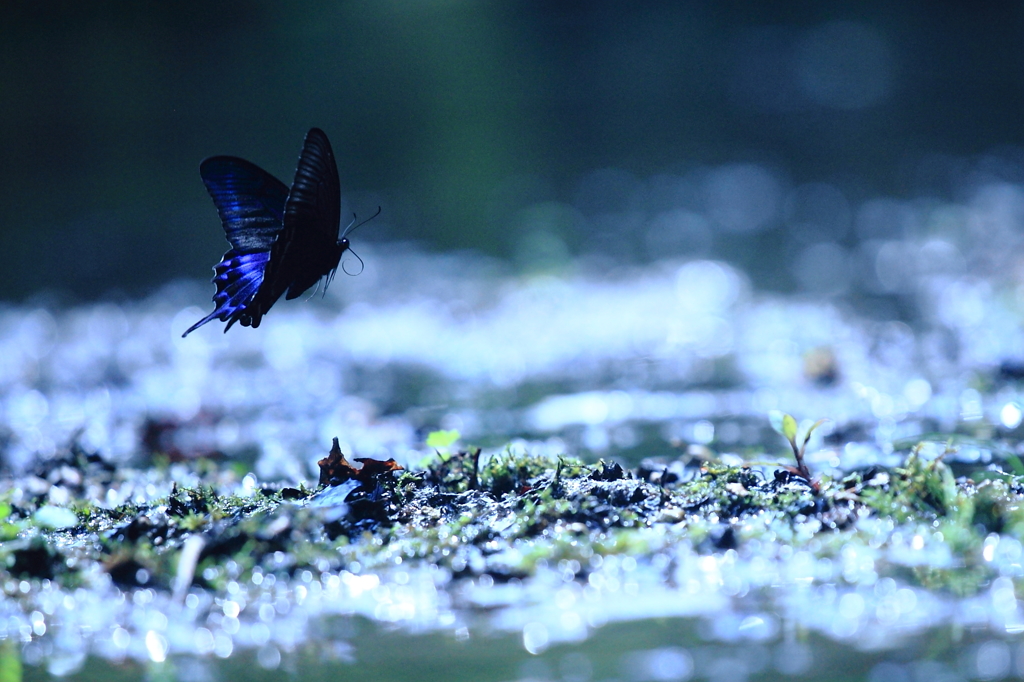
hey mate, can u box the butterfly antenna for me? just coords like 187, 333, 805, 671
341, 248, 365, 276
340, 206, 382, 240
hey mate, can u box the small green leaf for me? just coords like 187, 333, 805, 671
0, 504, 10, 522
418, 451, 442, 469
801, 418, 830, 448
0, 523, 19, 541
781, 414, 798, 442
426, 429, 461, 449
229, 462, 251, 479
0, 639, 21, 682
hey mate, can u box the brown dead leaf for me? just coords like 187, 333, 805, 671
318, 438, 405, 487
318, 438, 360, 486
354, 457, 404, 479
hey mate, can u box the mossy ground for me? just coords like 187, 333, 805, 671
2, 435, 1024, 603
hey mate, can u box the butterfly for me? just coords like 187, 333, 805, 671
184, 128, 363, 337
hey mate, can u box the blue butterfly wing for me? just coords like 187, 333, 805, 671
259, 128, 344, 305
199, 156, 288, 251
182, 250, 271, 336
183, 157, 288, 336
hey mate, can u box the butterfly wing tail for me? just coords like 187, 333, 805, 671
183, 250, 269, 336
182, 311, 220, 337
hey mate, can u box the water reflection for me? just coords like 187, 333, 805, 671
0, 222, 1021, 470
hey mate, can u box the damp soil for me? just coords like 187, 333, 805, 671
6, 433, 1023, 605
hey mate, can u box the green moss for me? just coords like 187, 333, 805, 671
4, 436, 1024, 601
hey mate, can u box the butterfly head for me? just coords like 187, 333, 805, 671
336, 237, 366, 277
333, 206, 378, 276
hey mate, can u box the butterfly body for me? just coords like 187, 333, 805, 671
184, 128, 349, 337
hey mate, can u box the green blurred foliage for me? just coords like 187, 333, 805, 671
3, 1, 1024, 298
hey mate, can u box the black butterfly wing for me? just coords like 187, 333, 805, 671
284, 128, 341, 253
182, 157, 289, 336
256, 128, 344, 308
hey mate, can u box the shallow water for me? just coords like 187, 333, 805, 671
7, 178, 1024, 678
25, 618, 1022, 682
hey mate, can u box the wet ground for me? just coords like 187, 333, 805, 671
6, 173, 1024, 680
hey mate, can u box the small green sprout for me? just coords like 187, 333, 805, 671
0, 639, 21, 682
1006, 452, 1024, 477
426, 429, 461, 450
420, 429, 463, 469
769, 411, 828, 481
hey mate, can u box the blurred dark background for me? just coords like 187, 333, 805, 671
4, 0, 1024, 300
